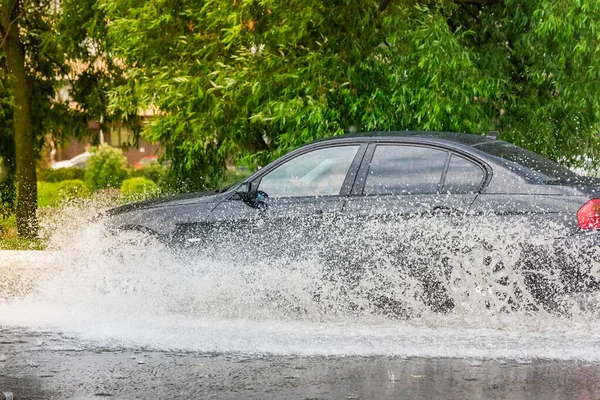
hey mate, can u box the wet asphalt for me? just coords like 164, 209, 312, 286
1, 328, 600, 399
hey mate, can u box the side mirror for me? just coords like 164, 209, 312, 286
236, 181, 257, 202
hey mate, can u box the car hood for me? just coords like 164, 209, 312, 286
106, 190, 222, 216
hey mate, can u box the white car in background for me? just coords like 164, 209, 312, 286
50, 152, 91, 170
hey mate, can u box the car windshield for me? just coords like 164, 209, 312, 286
474, 141, 580, 183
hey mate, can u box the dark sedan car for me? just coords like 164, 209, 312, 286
107, 131, 600, 314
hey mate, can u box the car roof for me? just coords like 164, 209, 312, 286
312, 131, 495, 147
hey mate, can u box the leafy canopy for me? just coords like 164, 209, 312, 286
101, 0, 600, 189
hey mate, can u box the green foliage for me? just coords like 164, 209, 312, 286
38, 167, 86, 183
220, 167, 253, 189
102, 0, 600, 185
37, 179, 90, 207
0, 236, 46, 250
120, 177, 159, 202
57, 179, 90, 201
3, 0, 600, 201
85, 144, 128, 191
0, 213, 17, 231
452, 0, 600, 163
37, 182, 61, 208
128, 163, 168, 185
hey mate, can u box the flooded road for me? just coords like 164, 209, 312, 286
2, 214, 600, 398
3, 328, 600, 399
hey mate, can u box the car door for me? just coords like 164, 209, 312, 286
337, 142, 487, 312
204, 143, 367, 258
344, 143, 484, 218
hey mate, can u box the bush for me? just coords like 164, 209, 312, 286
37, 180, 89, 207
128, 163, 168, 185
120, 177, 159, 202
85, 144, 129, 191
38, 167, 85, 182
37, 181, 61, 207
57, 179, 89, 201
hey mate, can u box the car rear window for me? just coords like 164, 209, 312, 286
442, 154, 485, 194
473, 141, 580, 183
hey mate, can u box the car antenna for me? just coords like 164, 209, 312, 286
486, 130, 499, 140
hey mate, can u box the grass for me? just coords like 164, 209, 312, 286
0, 182, 62, 249
0, 236, 46, 250
0, 210, 47, 250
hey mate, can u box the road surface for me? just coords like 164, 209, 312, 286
2, 327, 600, 399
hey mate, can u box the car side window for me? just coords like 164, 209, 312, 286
363, 145, 448, 195
441, 154, 484, 194
258, 145, 360, 198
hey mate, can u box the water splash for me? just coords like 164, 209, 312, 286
1, 204, 600, 360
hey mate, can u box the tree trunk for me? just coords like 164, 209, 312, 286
2, 2, 38, 238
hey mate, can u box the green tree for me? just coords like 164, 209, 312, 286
1, 0, 37, 237
0, 0, 130, 237
102, 0, 600, 190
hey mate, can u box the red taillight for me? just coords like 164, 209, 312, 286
578, 199, 600, 229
